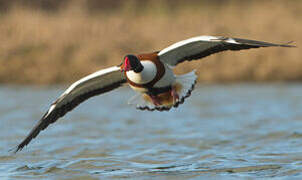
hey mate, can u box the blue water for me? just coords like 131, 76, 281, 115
1, 84, 302, 179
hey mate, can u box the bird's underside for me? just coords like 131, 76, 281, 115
128, 70, 197, 111
12, 35, 295, 153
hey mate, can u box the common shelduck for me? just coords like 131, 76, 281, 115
13, 35, 294, 152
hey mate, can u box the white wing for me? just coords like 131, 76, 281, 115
158, 35, 295, 66
14, 66, 126, 152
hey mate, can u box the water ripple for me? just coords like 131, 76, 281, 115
1, 84, 302, 179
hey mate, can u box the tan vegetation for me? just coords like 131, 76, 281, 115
0, 0, 300, 84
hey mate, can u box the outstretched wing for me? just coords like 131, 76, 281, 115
14, 66, 126, 152
158, 36, 295, 66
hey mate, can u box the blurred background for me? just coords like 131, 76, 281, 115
0, 0, 300, 84
1, 1, 302, 179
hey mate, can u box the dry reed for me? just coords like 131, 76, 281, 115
0, 0, 300, 84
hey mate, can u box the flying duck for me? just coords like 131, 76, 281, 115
13, 35, 294, 152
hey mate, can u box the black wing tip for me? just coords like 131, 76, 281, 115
9, 144, 23, 154
279, 41, 296, 48
229, 37, 296, 48
249, 41, 297, 48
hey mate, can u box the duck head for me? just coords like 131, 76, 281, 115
121, 55, 144, 73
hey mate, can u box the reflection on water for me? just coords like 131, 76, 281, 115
1, 84, 302, 179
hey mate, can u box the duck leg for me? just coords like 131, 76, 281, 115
149, 94, 162, 106
171, 86, 179, 103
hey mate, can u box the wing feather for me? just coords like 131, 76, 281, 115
158, 36, 295, 66
14, 66, 126, 152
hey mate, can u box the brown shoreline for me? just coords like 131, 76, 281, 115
0, 1, 300, 84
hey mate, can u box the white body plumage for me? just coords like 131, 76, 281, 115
126, 61, 176, 93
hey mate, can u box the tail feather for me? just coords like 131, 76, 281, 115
128, 70, 197, 111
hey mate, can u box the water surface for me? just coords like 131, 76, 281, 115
1, 84, 302, 179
